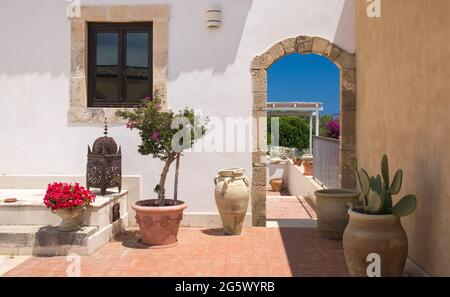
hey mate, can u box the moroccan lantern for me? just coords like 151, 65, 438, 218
86, 118, 122, 196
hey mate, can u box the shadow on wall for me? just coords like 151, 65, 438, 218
0, 0, 70, 77
168, 0, 253, 80
333, 0, 355, 53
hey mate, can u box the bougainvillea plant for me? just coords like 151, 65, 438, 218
326, 119, 340, 139
116, 93, 207, 206
44, 182, 96, 211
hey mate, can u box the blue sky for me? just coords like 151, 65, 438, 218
268, 53, 340, 115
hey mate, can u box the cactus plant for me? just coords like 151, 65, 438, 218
356, 154, 417, 217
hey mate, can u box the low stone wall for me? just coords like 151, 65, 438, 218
0, 175, 141, 226
285, 160, 323, 207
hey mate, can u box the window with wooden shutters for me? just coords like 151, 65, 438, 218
88, 23, 153, 107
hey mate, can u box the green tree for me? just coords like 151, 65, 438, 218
116, 94, 207, 206
267, 116, 309, 151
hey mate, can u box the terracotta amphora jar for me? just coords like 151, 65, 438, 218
343, 209, 408, 277
315, 189, 360, 240
133, 199, 187, 246
214, 168, 249, 235
269, 178, 283, 192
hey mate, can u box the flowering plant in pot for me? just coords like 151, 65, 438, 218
292, 148, 303, 166
343, 154, 417, 276
116, 94, 207, 246
44, 182, 96, 231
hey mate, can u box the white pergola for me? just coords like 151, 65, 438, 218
267, 102, 324, 154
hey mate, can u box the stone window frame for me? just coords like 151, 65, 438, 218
250, 36, 357, 227
68, 5, 170, 124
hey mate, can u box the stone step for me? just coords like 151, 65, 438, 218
0, 225, 97, 256
0, 213, 128, 256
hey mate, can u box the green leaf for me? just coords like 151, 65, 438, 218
367, 190, 384, 213
381, 154, 390, 188
392, 195, 417, 217
357, 169, 370, 197
370, 175, 382, 193
382, 190, 393, 212
388, 169, 403, 194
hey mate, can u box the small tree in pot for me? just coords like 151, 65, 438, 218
343, 154, 417, 276
117, 94, 207, 246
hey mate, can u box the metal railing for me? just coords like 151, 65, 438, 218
313, 136, 340, 189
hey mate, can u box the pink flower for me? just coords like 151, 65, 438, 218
151, 131, 159, 142
126, 121, 135, 129
145, 96, 152, 101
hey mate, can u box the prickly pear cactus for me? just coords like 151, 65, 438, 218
355, 154, 417, 217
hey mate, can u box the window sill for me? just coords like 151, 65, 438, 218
68, 107, 128, 124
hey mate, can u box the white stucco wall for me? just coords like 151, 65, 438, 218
0, 0, 355, 214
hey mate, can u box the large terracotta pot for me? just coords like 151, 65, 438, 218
214, 168, 249, 235
343, 209, 408, 277
269, 178, 283, 192
303, 160, 313, 176
53, 207, 85, 232
133, 199, 187, 246
315, 189, 360, 240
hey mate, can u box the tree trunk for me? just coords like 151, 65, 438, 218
158, 154, 175, 206
174, 154, 180, 203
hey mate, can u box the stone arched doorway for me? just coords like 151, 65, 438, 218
251, 36, 356, 227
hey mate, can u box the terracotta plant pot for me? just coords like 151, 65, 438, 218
303, 160, 313, 176
214, 168, 249, 235
315, 189, 360, 240
133, 199, 187, 246
293, 159, 302, 166
343, 209, 408, 277
53, 207, 85, 232
269, 178, 283, 192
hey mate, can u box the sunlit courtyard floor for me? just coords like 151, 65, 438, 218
3, 194, 348, 277
3, 227, 347, 277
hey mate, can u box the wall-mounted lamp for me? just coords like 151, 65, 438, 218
206, 5, 222, 28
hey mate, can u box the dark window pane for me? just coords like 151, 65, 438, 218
95, 32, 119, 101
125, 32, 149, 101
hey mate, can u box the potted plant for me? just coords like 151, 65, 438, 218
301, 150, 313, 176
343, 155, 417, 276
44, 182, 96, 231
269, 178, 283, 192
292, 148, 303, 166
116, 94, 207, 246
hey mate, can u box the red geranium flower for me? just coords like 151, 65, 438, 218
43, 182, 95, 211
